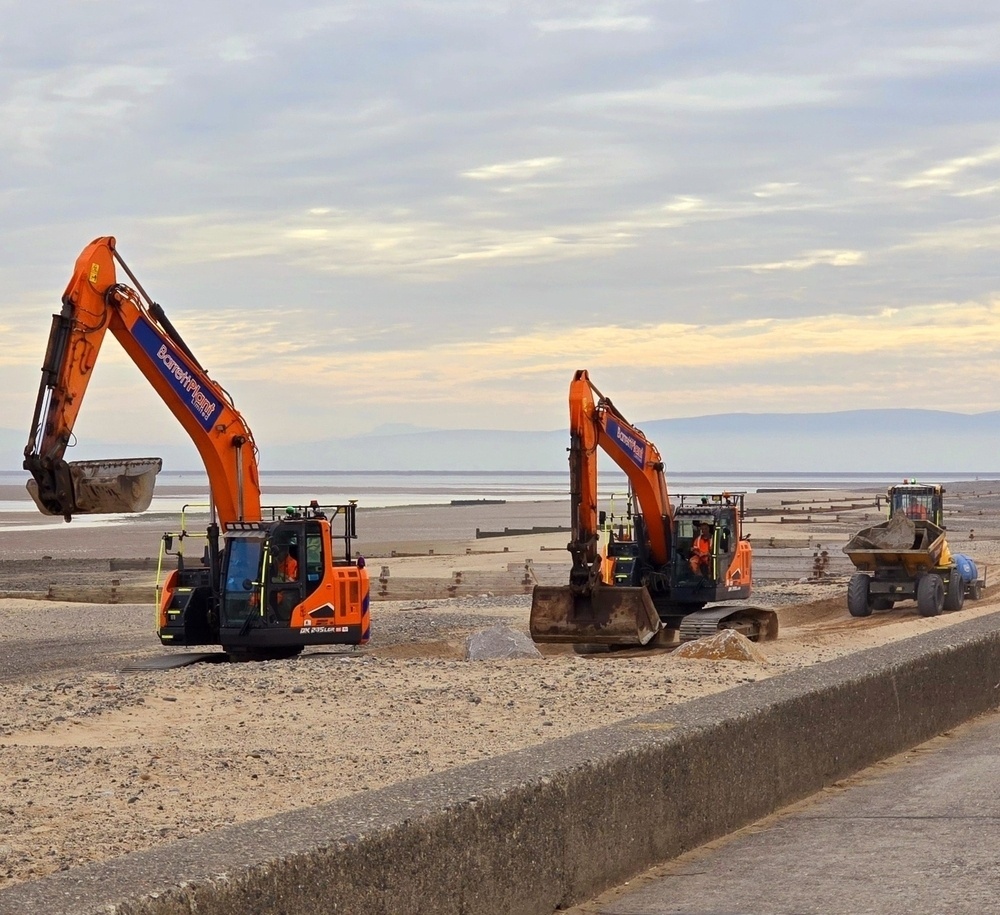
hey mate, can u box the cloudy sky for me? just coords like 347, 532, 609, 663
3, 0, 1000, 456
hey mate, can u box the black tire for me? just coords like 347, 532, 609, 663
871, 597, 894, 611
847, 574, 873, 617
944, 571, 965, 612
969, 580, 983, 601
917, 574, 944, 617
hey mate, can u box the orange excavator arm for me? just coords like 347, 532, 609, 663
24, 236, 261, 528
532, 370, 776, 648
567, 369, 673, 584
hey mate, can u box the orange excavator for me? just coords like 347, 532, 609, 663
24, 236, 370, 660
529, 370, 777, 648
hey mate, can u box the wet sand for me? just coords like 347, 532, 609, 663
0, 482, 570, 561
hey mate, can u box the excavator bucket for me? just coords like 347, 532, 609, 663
529, 584, 663, 646
27, 458, 162, 517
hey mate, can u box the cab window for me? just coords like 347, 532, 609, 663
222, 537, 264, 625
305, 527, 324, 596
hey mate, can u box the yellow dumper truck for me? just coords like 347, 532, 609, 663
843, 482, 984, 618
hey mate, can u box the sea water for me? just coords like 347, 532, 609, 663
1, 468, 995, 527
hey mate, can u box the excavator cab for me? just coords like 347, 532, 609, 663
668, 495, 750, 610
160, 502, 370, 660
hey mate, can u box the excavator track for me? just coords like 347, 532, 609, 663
121, 652, 227, 671
678, 605, 779, 643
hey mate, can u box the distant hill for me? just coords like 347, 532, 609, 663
4, 409, 1000, 474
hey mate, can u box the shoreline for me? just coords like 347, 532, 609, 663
4, 480, 1000, 568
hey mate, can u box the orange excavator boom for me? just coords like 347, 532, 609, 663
23, 237, 370, 660
531, 370, 669, 646
24, 236, 260, 527
530, 370, 777, 649
568, 369, 672, 569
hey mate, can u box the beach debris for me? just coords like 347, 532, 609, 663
465, 625, 542, 661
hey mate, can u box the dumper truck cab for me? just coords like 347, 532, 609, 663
888, 481, 944, 527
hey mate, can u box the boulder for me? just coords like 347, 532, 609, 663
673, 628, 768, 663
465, 625, 542, 661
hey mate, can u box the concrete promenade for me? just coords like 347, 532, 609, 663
570, 706, 1000, 914
3, 612, 1000, 915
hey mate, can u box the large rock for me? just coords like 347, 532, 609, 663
673, 628, 768, 662
466, 625, 542, 660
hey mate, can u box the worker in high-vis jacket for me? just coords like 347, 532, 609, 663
689, 523, 712, 577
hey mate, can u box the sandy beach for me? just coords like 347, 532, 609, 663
2, 479, 1000, 888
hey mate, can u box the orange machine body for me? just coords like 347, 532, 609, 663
25, 236, 369, 659
529, 370, 770, 647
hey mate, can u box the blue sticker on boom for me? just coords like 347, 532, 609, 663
606, 417, 646, 469
133, 317, 220, 431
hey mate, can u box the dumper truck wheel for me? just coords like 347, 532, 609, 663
917, 574, 944, 617
968, 580, 983, 601
944, 571, 965, 612
847, 574, 873, 617
871, 597, 893, 611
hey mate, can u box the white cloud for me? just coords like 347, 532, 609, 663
571, 73, 841, 113
5, 2, 1000, 450
890, 223, 1000, 254
0, 64, 170, 158
535, 14, 651, 32
850, 25, 1000, 79
217, 35, 262, 62
222, 296, 1000, 427
752, 182, 800, 199
898, 145, 1000, 191
52, 64, 170, 100
462, 157, 565, 181
739, 250, 867, 273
